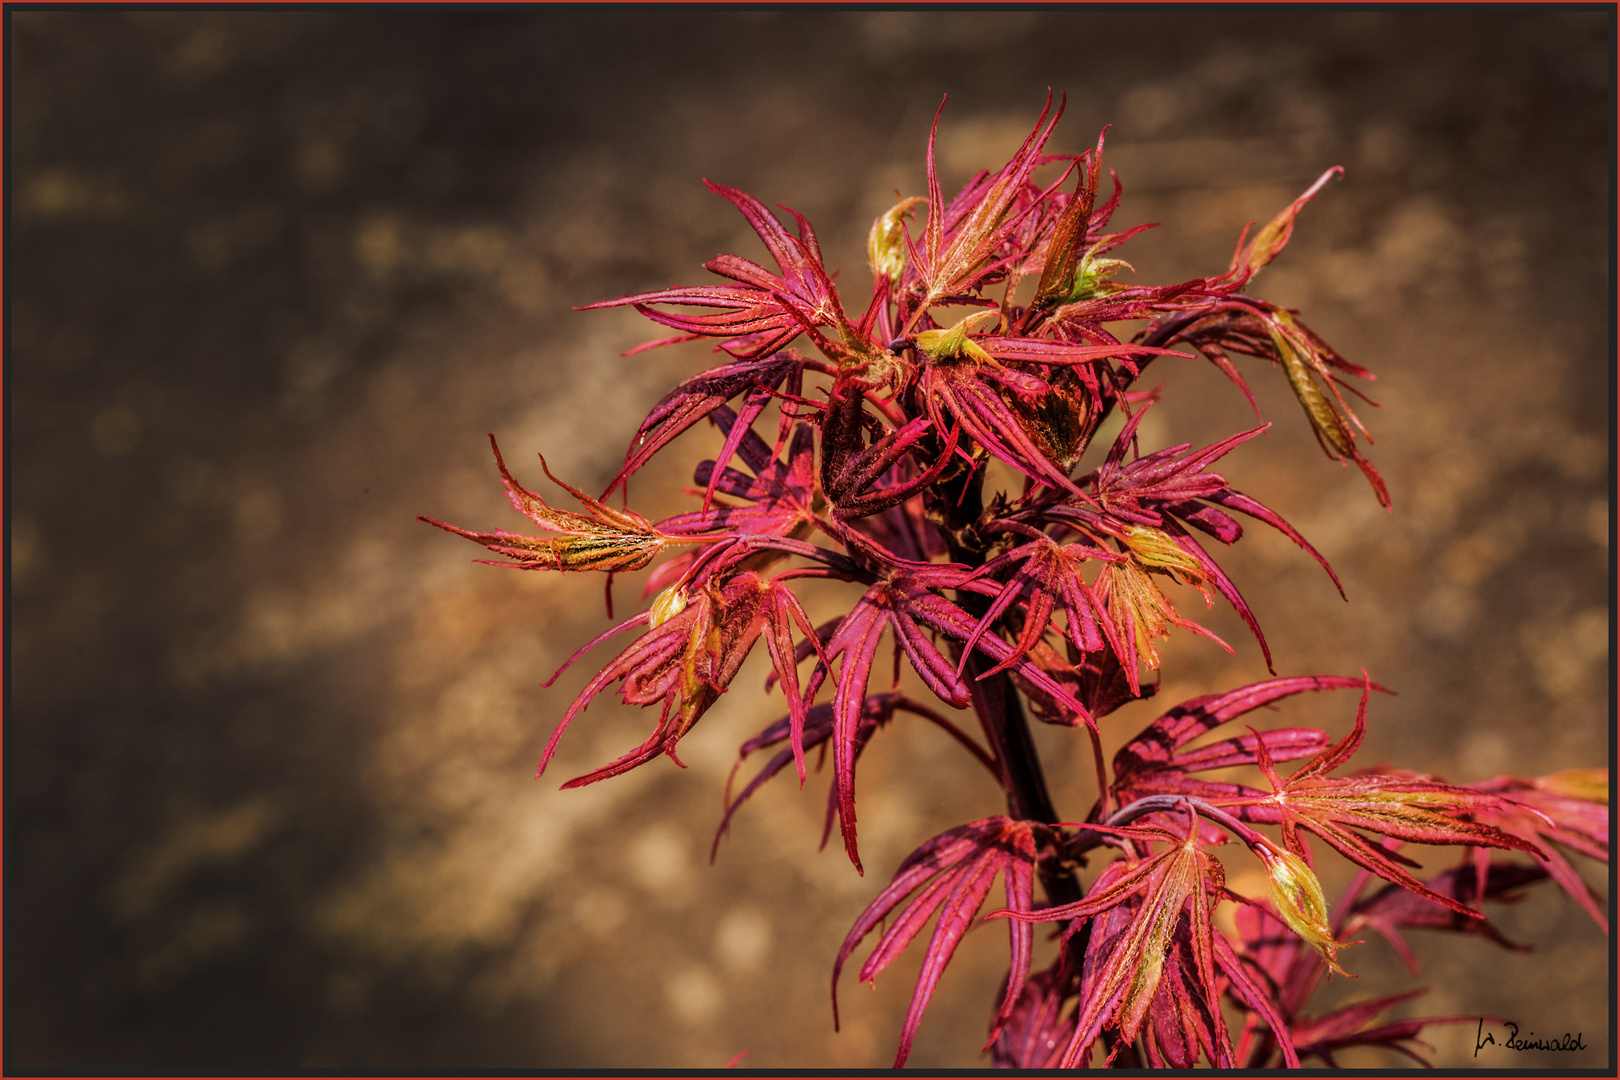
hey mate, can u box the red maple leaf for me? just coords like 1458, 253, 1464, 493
834, 816, 1040, 1068
1233, 681, 1544, 917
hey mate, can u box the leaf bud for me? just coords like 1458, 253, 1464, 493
1257, 845, 1350, 975
915, 309, 999, 366
649, 584, 689, 628
1063, 247, 1133, 303
867, 195, 926, 286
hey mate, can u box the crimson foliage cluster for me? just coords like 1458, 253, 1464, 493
426, 97, 1608, 1068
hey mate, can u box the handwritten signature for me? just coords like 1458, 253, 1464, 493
1475, 1018, 1587, 1056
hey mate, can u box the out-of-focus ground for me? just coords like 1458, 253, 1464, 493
6, 10, 1611, 1070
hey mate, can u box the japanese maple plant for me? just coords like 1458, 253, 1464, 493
423, 96, 1609, 1067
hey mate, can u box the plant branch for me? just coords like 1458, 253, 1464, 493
939, 458, 1083, 908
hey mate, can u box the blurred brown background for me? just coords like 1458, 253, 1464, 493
7, 9, 1611, 1070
